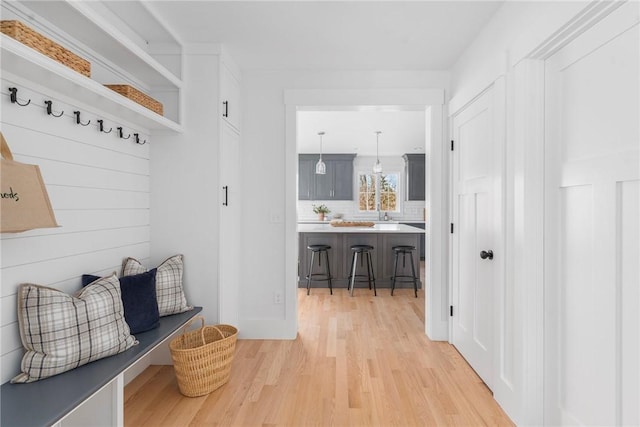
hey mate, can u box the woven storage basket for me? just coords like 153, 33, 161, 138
104, 84, 163, 116
1, 20, 90, 77
169, 316, 238, 397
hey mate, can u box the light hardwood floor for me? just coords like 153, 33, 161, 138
125, 280, 513, 426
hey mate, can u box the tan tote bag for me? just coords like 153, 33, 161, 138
1, 132, 59, 233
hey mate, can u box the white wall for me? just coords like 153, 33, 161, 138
450, 1, 588, 110
0, 75, 151, 384
239, 70, 448, 336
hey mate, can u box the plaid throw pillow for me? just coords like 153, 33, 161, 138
122, 255, 192, 317
12, 274, 136, 383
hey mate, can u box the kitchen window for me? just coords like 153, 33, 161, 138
358, 172, 400, 212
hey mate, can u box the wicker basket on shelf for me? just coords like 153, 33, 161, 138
1, 20, 90, 77
104, 84, 164, 116
169, 316, 238, 397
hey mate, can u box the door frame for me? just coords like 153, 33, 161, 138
284, 89, 448, 340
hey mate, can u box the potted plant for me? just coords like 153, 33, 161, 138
312, 204, 330, 221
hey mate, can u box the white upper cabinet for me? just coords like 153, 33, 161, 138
220, 61, 241, 132
1, 0, 184, 131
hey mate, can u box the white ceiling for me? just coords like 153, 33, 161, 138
102, 1, 503, 154
297, 110, 425, 155
143, 1, 503, 70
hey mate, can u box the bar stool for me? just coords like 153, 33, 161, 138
348, 245, 376, 297
391, 245, 418, 298
306, 244, 333, 295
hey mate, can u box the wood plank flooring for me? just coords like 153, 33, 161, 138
125, 287, 513, 426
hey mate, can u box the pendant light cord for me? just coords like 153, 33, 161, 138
373, 131, 383, 174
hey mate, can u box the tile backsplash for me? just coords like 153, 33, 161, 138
298, 200, 426, 222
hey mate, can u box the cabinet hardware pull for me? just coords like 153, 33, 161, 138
223, 101, 229, 118
223, 185, 228, 206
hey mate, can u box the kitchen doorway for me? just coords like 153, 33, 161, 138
284, 89, 448, 340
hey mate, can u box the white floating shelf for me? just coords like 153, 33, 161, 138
12, 0, 183, 88
1, 34, 183, 132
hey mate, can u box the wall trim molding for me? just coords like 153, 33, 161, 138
284, 89, 444, 108
526, 0, 626, 60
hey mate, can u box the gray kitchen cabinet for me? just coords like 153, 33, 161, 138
298, 157, 315, 200
298, 233, 342, 283
299, 154, 355, 200
403, 153, 425, 201
332, 158, 354, 200
298, 231, 421, 289
401, 222, 426, 259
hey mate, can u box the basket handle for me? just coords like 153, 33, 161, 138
179, 317, 227, 346
202, 325, 225, 342
179, 315, 206, 344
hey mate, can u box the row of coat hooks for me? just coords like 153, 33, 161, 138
7, 87, 148, 145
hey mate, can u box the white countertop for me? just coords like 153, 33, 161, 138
298, 220, 424, 224
298, 223, 425, 234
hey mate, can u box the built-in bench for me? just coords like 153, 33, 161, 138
1, 307, 203, 427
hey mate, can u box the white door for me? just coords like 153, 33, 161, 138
544, 2, 639, 425
451, 86, 497, 388
219, 123, 241, 326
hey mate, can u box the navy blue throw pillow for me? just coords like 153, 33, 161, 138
82, 269, 160, 334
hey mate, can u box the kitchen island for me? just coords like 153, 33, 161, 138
298, 223, 425, 290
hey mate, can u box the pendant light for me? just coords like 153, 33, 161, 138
315, 131, 326, 175
373, 131, 383, 174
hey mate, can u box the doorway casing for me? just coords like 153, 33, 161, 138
284, 89, 448, 340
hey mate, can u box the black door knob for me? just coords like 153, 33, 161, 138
480, 250, 494, 260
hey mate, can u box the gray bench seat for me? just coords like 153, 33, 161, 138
1, 307, 202, 427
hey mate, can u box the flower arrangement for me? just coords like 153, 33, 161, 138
312, 204, 330, 220
312, 204, 330, 214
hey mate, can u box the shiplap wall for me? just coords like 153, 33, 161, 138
0, 74, 151, 384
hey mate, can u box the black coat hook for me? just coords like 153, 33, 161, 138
73, 111, 91, 126
8, 87, 30, 106
97, 120, 112, 133
117, 127, 130, 139
133, 133, 147, 145
44, 100, 64, 117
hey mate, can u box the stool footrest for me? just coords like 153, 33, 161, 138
306, 273, 332, 281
